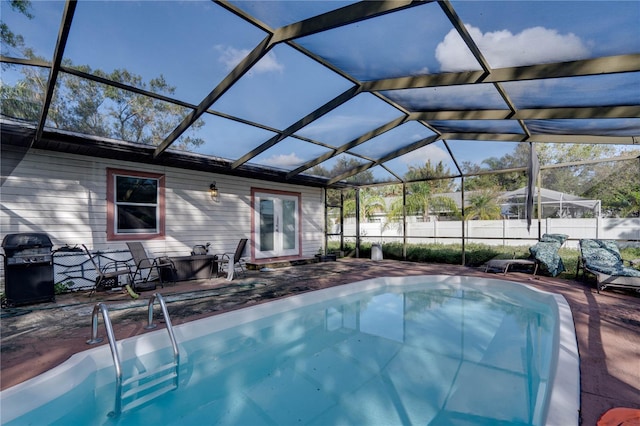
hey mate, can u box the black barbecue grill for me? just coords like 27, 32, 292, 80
2, 232, 55, 306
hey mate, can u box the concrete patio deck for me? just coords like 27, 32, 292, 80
1, 258, 639, 425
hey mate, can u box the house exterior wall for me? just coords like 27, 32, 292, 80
1, 147, 324, 267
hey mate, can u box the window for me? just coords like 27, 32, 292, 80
107, 168, 165, 240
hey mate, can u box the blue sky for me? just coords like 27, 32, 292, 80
2, 0, 638, 184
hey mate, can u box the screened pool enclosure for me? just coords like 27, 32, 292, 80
1, 0, 639, 255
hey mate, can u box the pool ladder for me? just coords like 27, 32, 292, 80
88, 293, 180, 417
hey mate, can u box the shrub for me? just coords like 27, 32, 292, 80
328, 240, 589, 278
54, 281, 72, 295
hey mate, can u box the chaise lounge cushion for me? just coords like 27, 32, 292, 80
529, 234, 568, 277
540, 233, 568, 245
580, 239, 640, 278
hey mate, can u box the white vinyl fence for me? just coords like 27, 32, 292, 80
336, 218, 640, 249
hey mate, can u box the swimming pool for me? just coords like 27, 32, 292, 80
1, 275, 579, 425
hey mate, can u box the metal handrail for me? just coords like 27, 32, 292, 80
86, 295, 179, 417
145, 293, 180, 386
86, 303, 123, 417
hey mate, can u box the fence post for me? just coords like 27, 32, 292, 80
355, 188, 360, 258
434, 220, 438, 245
546, 217, 550, 236
502, 219, 506, 247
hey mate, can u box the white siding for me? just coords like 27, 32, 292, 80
1, 148, 324, 277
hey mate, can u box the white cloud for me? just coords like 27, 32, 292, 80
216, 45, 284, 75
253, 52, 285, 74
401, 144, 450, 166
299, 114, 384, 143
436, 25, 590, 72
261, 152, 304, 168
300, 115, 353, 138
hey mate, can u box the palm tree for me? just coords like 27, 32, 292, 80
464, 189, 502, 220
385, 160, 460, 224
386, 181, 460, 223
343, 188, 386, 222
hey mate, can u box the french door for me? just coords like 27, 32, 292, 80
253, 190, 300, 259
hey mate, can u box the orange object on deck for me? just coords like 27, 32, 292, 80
597, 408, 640, 426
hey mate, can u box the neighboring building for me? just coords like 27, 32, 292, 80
342, 187, 600, 225
499, 187, 601, 219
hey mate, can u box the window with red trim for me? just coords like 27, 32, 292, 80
107, 168, 165, 240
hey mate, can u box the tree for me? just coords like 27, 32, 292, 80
581, 156, 640, 217
311, 159, 378, 224
539, 143, 616, 194
57, 64, 109, 136
459, 143, 639, 218
334, 158, 366, 182
462, 142, 529, 191
343, 188, 386, 222
464, 189, 502, 220
1, 1, 33, 56
2, 61, 206, 148
102, 69, 205, 146
537, 144, 640, 218
308, 157, 374, 184
1, 1, 45, 123
386, 160, 459, 223
0, 77, 43, 121
1, 3, 205, 150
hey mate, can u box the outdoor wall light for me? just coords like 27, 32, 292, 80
209, 182, 219, 200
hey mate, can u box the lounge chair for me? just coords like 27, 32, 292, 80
214, 238, 248, 281
82, 244, 133, 295
529, 233, 568, 277
484, 257, 538, 275
126, 242, 176, 290
577, 239, 640, 293
484, 233, 567, 277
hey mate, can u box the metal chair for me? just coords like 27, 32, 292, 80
126, 242, 176, 290
82, 245, 132, 295
577, 239, 640, 293
214, 238, 248, 280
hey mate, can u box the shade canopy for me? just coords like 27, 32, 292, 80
1, 0, 639, 188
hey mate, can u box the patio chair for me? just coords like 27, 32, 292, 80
126, 242, 176, 290
214, 238, 248, 281
576, 239, 640, 293
484, 233, 567, 277
484, 257, 538, 276
82, 244, 133, 296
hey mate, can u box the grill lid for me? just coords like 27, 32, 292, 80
2, 233, 53, 250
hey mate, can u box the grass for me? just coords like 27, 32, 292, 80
328, 241, 640, 281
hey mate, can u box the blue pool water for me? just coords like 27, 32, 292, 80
1, 276, 579, 425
